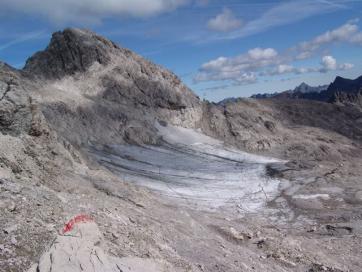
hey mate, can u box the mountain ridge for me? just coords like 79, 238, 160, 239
293, 82, 327, 94
22, 28, 119, 79
250, 75, 362, 107
1, 28, 362, 272
20, 28, 203, 147
250, 82, 328, 99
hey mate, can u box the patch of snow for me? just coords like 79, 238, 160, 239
292, 194, 330, 200
91, 124, 286, 213
156, 122, 284, 164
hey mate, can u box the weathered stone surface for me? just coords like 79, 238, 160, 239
20, 28, 202, 147
28, 218, 170, 272
0, 28, 362, 272
0, 77, 32, 136
23, 28, 118, 79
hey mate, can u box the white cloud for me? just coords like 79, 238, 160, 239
248, 48, 278, 60
268, 56, 354, 76
208, 0, 346, 41
319, 55, 354, 73
279, 65, 296, 74
351, 32, 362, 45
339, 63, 354, 70
196, 50, 355, 85
295, 20, 362, 59
320, 55, 337, 72
268, 65, 296, 75
313, 23, 358, 45
207, 8, 242, 32
297, 22, 359, 58
264, 65, 315, 76
0, 0, 190, 24
295, 51, 313, 60
195, 20, 360, 86
195, 48, 280, 84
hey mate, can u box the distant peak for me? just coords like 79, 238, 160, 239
328, 75, 362, 94
57, 28, 118, 48
23, 28, 120, 79
292, 81, 328, 94
332, 75, 362, 85
332, 76, 350, 83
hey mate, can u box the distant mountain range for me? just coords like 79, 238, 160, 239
251, 82, 328, 99
250, 75, 362, 107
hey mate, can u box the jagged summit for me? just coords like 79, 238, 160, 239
21, 27, 200, 110
23, 28, 121, 79
298, 82, 308, 88
15, 28, 202, 146
293, 82, 311, 93
328, 75, 362, 93
293, 82, 327, 94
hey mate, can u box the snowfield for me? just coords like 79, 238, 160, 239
91, 123, 285, 212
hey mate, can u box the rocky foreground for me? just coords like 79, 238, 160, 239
1, 28, 362, 272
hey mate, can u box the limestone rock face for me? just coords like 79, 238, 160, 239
28, 216, 170, 272
23, 28, 118, 79
0, 60, 79, 184
23, 28, 200, 110
0, 65, 32, 136
20, 28, 202, 146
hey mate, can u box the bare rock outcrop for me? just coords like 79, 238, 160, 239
28, 215, 170, 272
0, 61, 81, 183
23, 28, 118, 79
0, 64, 32, 136
21, 28, 202, 147
1, 28, 362, 272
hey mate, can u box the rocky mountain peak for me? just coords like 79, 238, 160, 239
21, 28, 200, 110
330, 76, 351, 88
293, 82, 327, 94
15, 28, 202, 146
23, 28, 120, 79
293, 82, 309, 93
328, 75, 362, 94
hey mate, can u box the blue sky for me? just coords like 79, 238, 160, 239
0, 0, 362, 101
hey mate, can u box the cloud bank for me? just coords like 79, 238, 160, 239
0, 0, 190, 24
207, 8, 242, 32
296, 20, 361, 59
203, 0, 348, 42
195, 21, 358, 85
195, 48, 279, 84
